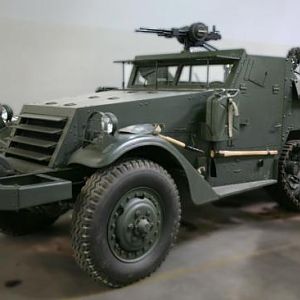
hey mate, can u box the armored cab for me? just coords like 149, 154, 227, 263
0, 23, 299, 287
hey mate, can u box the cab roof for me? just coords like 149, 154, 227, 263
116, 49, 246, 65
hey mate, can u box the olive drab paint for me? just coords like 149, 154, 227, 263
0, 24, 299, 205
0, 22, 300, 286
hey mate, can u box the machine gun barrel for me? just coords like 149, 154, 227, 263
136, 23, 221, 51
136, 28, 186, 38
136, 28, 172, 37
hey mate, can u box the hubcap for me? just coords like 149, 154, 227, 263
108, 188, 162, 262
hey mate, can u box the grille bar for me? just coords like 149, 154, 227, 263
19, 114, 67, 122
14, 124, 63, 134
6, 147, 52, 162
10, 136, 58, 148
5, 113, 67, 165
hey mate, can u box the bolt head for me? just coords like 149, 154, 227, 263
128, 223, 134, 230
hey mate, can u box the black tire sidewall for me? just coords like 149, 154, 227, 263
278, 141, 300, 210
0, 117, 5, 129
87, 167, 179, 285
2, 104, 13, 122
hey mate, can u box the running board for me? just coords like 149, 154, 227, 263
213, 179, 277, 198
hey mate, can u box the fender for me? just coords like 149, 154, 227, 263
68, 133, 218, 205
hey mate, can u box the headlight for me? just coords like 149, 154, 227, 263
101, 112, 118, 135
85, 111, 118, 142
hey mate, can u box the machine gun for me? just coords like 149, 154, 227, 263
136, 22, 221, 51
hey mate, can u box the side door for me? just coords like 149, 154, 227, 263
207, 56, 286, 186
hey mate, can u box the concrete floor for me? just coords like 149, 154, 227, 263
1, 189, 300, 300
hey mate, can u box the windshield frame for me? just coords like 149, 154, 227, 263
127, 58, 238, 90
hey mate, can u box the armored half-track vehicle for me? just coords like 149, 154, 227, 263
1, 22, 300, 287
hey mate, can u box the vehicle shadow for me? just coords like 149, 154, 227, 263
179, 188, 297, 243
0, 188, 297, 299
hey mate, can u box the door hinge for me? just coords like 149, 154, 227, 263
272, 84, 280, 94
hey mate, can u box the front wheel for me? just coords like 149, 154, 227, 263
71, 159, 181, 287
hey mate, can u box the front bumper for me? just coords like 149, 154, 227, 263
0, 174, 72, 211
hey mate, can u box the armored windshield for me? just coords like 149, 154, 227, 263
131, 62, 234, 89
134, 66, 177, 87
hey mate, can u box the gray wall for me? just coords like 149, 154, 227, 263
0, 0, 298, 113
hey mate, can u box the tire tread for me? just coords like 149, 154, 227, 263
71, 159, 181, 287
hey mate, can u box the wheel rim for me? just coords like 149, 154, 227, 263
285, 145, 300, 198
108, 187, 162, 262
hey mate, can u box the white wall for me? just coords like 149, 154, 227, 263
0, 0, 299, 112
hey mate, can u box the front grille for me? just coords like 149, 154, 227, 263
5, 113, 67, 165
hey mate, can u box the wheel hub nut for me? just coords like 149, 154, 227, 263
136, 218, 151, 235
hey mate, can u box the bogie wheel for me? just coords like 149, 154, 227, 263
277, 140, 300, 210
71, 159, 181, 287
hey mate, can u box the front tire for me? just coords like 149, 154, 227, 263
71, 159, 181, 287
